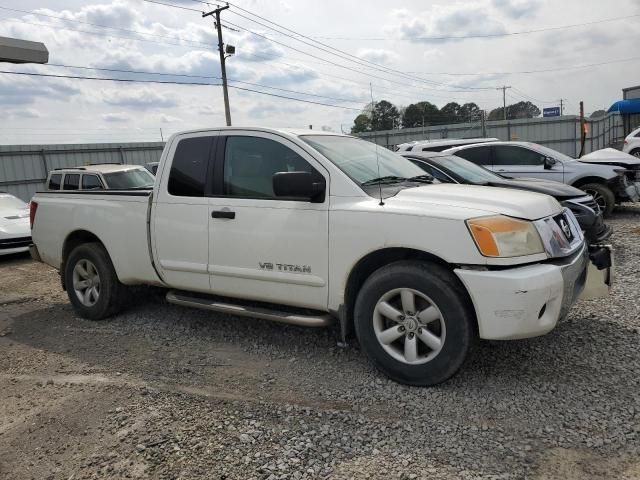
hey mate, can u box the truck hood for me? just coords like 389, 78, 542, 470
483, 177, 586, 200
579, 148, 640, 168
387, 184, 561, 220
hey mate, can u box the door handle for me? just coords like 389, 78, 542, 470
211, 210, 235, 219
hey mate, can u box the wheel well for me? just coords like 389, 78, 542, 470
341, 248, 453, 339
571, 176, 609, 189
61, 230, 104, 290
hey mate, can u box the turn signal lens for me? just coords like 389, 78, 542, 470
467, 215, 544, 258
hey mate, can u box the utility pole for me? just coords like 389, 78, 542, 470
203, 5, 231, 126
559, 98, 567, 116
496, 85, 511, 121
578, 101, 586, 158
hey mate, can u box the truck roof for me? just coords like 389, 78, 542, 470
170, 127, 352, 139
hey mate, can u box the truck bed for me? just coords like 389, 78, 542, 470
31, 189, 162, 286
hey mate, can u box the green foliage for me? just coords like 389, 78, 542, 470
488, 101, 541, 120
351, 113, 371, 134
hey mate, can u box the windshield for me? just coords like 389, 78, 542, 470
0, 194, 28, 211
103, 169, 155, 189
433, 155, 502, 183
301, 135, 426, 185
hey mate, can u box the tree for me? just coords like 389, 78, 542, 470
440, 102, 461, 124
488, 101, 540, 120
351, 113, 371, 134
459, 102, 482, 122
370, 100, 400, 131
590, 109, 607, 118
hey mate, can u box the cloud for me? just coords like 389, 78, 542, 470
197, 105, 218, 116
247, 102, 306, 120
386, 3, 508, 43
357, 49, 394, 64
159, 114, 181, 123
5, 108, 43, 119
0, 75, 80, 106
102, 113, 131, 122
102, 88, 178, 110
492, 0, 541, 18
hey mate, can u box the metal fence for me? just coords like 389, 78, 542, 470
356, 113, 625, 155
0, 142, 165, 201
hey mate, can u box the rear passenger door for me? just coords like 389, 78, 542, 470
492, 145, 564, 182
207, 131, 329, 310
152, 133, 218, 292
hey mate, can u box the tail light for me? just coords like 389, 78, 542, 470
29, 201, 38, 229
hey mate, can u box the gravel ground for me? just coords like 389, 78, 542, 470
1, 205, 639, 479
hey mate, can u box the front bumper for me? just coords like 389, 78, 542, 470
454, 244, 589, 340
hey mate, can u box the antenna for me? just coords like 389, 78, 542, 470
370, 83, 384, 206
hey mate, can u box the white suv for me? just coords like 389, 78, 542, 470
45, 164, 155, 191
622, 126, 640, 158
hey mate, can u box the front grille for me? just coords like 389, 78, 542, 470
0, 236, 32, 250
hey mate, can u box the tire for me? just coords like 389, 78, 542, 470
354, 261, 475, 386
580, 183, 615, 217
64, 242, 128, 320
630, 149, 640, 159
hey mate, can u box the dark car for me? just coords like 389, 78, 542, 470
402, 151, 611, 243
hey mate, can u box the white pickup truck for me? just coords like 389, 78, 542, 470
30, 128, 608, 386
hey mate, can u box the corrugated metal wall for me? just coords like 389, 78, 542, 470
0, 142, 165, 201
357, 113, 625, 155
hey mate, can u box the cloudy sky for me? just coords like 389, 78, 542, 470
0, 0, 638, 144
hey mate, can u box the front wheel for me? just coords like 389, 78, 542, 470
580, 183, 615, 217
354, 261, 475, 386
64, 242, 128, 320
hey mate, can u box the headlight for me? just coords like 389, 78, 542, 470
466, 215, 544, 258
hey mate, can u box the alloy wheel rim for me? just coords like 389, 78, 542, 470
373, 288, 446, 365
584, 189, 606, 210
72, 259, 101, 307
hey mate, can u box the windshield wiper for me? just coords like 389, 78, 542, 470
361, 176, 406, 186
407, 175, 434, 184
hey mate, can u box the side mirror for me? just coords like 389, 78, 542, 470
543, 156, 557, 170
273, 171, 326, 202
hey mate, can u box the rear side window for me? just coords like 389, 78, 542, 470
82, 174, 102, 190
168, 137, 213, 197
48, 173, 62, 190
63, 174, 80, 190
455, 146, 491, 166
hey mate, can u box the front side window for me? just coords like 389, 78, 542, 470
48, 173, 62, 190
103, 169, 154, 189
454, 146, 491, 166
410, 160, 453, 183
435, 155, 501, 183
223, 136, 315, 198
168, 137, 213, 197
82, 174, 103, 190
63, 174, 79, 190
301, 135, 424, 186
494, 146, 545, 166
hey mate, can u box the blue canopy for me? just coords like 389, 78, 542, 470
608, 99, 640, 114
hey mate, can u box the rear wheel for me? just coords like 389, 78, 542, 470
580, 183, 615, 217
64, 242, 128, 320
630, 148, 640, 159
354, 261, 475, 386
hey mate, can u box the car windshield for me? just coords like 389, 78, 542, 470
0, 194, 27, 211
301, 135, 426, 186
431, 155, 502, 183
103, 169, 155, 189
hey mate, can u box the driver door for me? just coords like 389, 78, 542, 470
207, 131, 330, 310
492, 145, 564, 182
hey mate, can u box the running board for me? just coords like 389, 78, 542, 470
165, 291, 333, 327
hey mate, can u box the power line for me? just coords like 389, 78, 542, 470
46, 63, 364, 104
0, 70, 362, 111
408, 56, 640, 76
159, 2, 639, 41
142, 0, 203, 13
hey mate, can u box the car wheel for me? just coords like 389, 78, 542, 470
630, 148, 640, 159
354, 261, 475, 386
580, 183, 615, 217
64, 242, 128, 320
